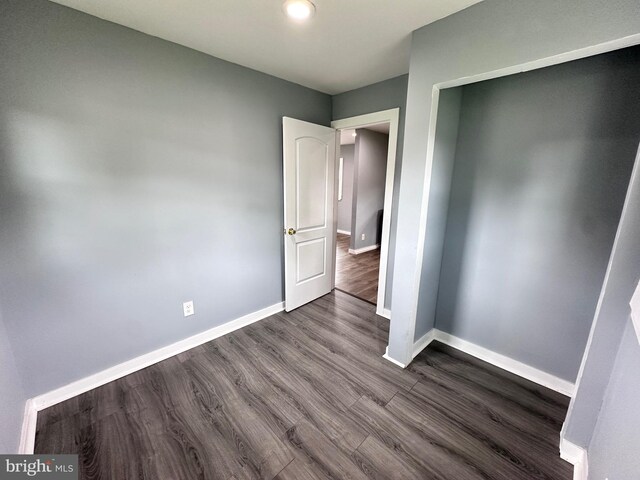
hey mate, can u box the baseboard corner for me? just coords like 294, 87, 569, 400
412, 328, 437, 359
560, 436, 588, 480
383, 347, 407, 368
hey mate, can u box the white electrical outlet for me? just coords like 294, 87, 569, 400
183, 301, 194, 317
361, 233, 365, 241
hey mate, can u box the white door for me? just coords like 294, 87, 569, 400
283, 117, 336, 311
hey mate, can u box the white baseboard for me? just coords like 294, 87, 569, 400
426, 329, 575, 397
337, 229, 351, 236
378, 308, 391, 319
412, 329, 437, 359
18, 399, 37, 454
348, 244, 380, 255
382, 347, 407, 368
27, 301, 284, 421
560, 437, 588, 480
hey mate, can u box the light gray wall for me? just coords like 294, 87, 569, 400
388, 0, 640, 365
0, 309, 26, 453
588, 321, 640, 480
0, 0, 331, 397
332, 75, 408, 309
414, 87, 462, 341
432, 48, 640, 382
351, 129, 388, 251
564, 146, 640, 451
337, 144, 355, 233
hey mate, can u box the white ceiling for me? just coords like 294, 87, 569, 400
49, 0, 482, 94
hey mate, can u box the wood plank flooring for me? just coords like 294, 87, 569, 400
335, 233, 380, 304
35, 291, 573, 480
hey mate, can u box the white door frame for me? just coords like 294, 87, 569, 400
331, 108, 400, 319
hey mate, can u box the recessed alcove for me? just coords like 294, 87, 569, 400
416, 45, 640, 382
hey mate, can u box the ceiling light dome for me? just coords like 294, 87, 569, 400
283, 0, 316, 21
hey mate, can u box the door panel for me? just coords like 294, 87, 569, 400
296, 238, 326, 283
283, 117, 336, 311
296, 137, 328, 231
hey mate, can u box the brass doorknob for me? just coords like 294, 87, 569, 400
287, 228, 297, 235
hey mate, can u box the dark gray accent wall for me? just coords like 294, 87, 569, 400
433, 47, 640, 382
0, 309, 26, 453
351, 129, 388, 251
564, 146, 640, 451
337, 144, 355, 233
332, 75, 408, 309
388, 0, 640, 366
0, 0, 331, 397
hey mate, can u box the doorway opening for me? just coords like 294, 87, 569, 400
335, 124, 388, 304
331, 109, 400, 318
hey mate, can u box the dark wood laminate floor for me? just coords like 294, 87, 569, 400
35, 291, 573, 480
335, 233, 380, 304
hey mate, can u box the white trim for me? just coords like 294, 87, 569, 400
31, 301, 284, 411
20, 301, 284, 452
403, 33, 640, 366
336, 229, 351, 236
402, 326, 577, 394
438, 34, 640, 91
412, 329, 437, 358
562, 144, 640, 441
348, 244, 380, 255
397, 86, 442, 366
382, 347, 407, 368
338, 157, 344, 201
18, 399, 37, 454
560, 437, 589, 480
379, 308, 391, 320
631, 279, 640, 344
432, 330, 575, 396
332, 108, 400, 320
330, 133, 340, 291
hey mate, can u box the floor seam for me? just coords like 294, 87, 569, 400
383, 390, 401, 408
350, 433, 371, 455
270, 457, 295, 480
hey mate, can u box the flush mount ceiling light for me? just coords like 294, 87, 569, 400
283, 0, 316, 21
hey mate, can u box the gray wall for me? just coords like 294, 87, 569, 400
351, 129, 388, 251
564, 145, 640, 452
337, 144, 355, 233
588, 321, 640, 480
414, 87, 462, 341
432, 48, 640, 382
0, 0, 331, 397
0, 309, 26, 453
388, 0, 640, 365
332, 75, 408, 309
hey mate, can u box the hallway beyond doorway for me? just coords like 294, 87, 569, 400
335, 233, 380, 304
